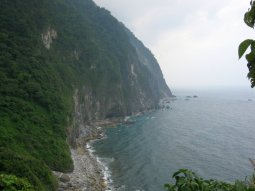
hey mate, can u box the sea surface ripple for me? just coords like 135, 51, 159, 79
93, 89, 255, 191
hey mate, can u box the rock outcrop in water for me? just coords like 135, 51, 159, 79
0, 0, 172, 190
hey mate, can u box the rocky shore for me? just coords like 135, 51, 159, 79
54, 119, 123, 191
53, 109, 159, 191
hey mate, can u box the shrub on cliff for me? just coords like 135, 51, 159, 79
0, 174, 35, 191
0, 148, 57, 191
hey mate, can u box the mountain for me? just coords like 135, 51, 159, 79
0, 0, 172, 190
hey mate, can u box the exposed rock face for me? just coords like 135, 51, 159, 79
41, 27, 57, 49
40, 0, 172, 123
126, 28, 172, 99
64, 89, 114, 191
65, 27, 173, 123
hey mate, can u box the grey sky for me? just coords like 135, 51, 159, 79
94, 0, 255, 89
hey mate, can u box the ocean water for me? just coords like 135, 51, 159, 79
92, 88, 255, 191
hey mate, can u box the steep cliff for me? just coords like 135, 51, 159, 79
0, 0, 172, 190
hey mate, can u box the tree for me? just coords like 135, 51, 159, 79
238, 0, 255, 87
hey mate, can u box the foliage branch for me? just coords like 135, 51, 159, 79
165, 169, 255, 191
239, 0, 255, 87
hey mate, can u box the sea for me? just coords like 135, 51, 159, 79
91, 88, 255, 191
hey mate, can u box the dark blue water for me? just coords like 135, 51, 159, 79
93, 89, 255, 191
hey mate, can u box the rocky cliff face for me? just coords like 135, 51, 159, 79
46, 0, 173, 124
60, 0, 173, 121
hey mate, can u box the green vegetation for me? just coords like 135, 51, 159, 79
238, 0, 255, 87
0, 149, 57, 190
0, 1, 75, 189
165, 169, 255, 191
0, 174, 35, 191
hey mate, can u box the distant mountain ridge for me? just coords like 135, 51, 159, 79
0, 0, 172, 190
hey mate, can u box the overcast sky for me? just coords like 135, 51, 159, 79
94, 0, 255, 89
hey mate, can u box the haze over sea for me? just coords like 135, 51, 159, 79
93, 88, 255, 191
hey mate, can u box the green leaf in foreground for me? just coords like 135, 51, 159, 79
244, 1, 255, 28
238, 39, 254, 59
246, 51, 255, 62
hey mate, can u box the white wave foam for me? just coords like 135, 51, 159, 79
86, 142, 95, 153
96, 156, 114, 190
87, 142, 115, 191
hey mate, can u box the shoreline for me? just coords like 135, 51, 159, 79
54, 111, 157, 191
86, 140, 114, 190
54, 119, 124, 191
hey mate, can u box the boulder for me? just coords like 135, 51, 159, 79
60, 174, 70, 183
